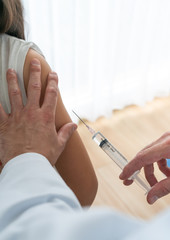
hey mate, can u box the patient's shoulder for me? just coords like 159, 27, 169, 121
23, 48, 51, 96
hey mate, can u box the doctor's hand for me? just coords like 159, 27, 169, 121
119, 133, 170, 204
0, 58, 77, 166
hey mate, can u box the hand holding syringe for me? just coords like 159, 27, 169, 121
73, 111, 151, 193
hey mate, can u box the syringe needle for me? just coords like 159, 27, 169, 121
72, 110, 150, 193
72, 110, 96, 135
72, 110, 88, 126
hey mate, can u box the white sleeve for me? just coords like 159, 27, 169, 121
0, 153, 81, 211
0, 153, 146, 240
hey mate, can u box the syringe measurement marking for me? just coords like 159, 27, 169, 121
72, 110, 150, 193
100, 139, 128, 163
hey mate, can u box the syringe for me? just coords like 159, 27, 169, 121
73, 111, 151, 193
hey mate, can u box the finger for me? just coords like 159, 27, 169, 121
123, 179, 133, 186
0, 161, 3, 173
144, 164, 158, 187
42, 72, 58, 115
157, 159, 170, 177
58, 123, 77, 148
0, 103, 8, 122
6, 69, 23, 113
120, 143, 165, 180
120, 133, 170, 180
141, 134, 166, 151
141, 141, 156, 151
147, 177, 170, 204
27, 59, 41, 108
47, 71, 58, 85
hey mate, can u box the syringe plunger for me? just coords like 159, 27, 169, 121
92, 132, 150, 193
72, 111, 150, 193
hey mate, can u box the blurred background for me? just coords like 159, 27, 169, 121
22, 0, 170, 122
21, 0, 170, 218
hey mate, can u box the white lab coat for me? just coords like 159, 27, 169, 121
0, 153, 169, 240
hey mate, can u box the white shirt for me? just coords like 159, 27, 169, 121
0, 34, 43, 113
0, 153, 169, 240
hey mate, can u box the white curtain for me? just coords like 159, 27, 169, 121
22, 0, 170, 122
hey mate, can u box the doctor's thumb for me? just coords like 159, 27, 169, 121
147, 177, 170, 204
58, 123, 77, 148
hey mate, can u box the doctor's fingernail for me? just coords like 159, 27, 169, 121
31, 59, 40, 66
73, 125, 77, 131
8, 69, 16, 75
49, 72, 56, 78
119, 172, 124, 179
49, 72, 58, 81
150, 195, 158, 204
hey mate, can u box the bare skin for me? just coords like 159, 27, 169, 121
120, 132, 170, 204
23, 50, 98, 206
0, 59, 76, 166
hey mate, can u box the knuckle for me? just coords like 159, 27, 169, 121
136, 150, 143, 158
31, 82, 41, 90
42, 111, 54, 123
7, 71, 17, 81
46, 86, 58, 95
136, 151, 144, 162
24, 108, 36, 121
49, 72, 58, 81
131, 152, 145, 170
10, 88, 21, 96
159, 182, 170, 195
31, 64, 41, 72
8, 76, 16, 82
11, 111, 21, 123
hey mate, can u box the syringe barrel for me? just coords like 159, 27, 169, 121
133, 173, 151, 193
92, 132, 128, 169
92, 132, 150, 193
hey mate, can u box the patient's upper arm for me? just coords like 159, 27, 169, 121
23, 49, 71, 129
